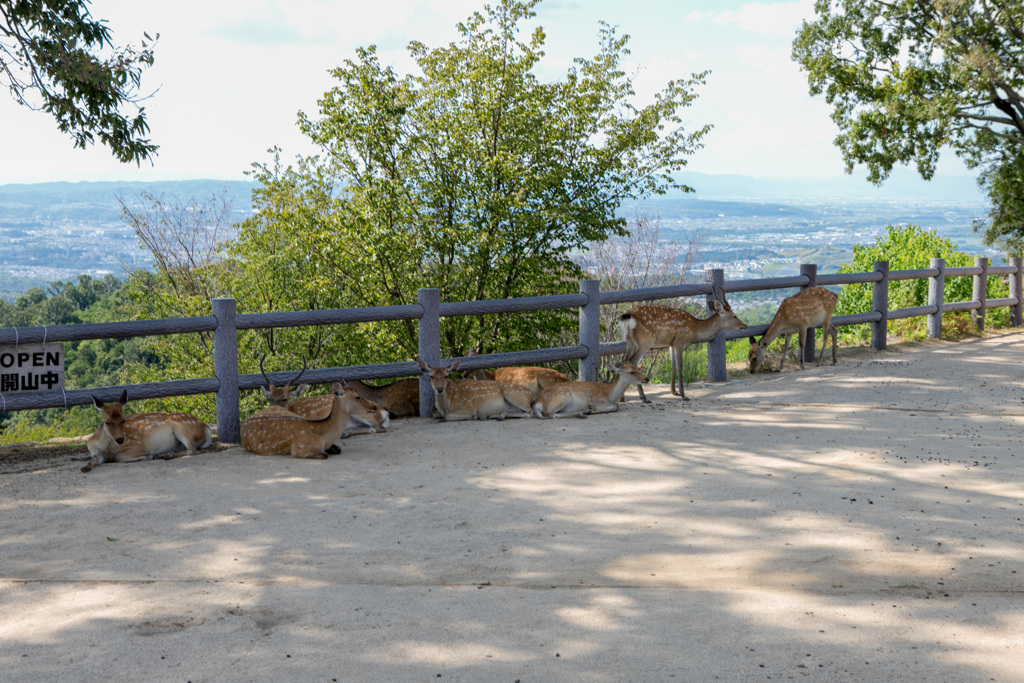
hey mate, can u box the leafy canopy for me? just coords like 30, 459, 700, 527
792, 0, 1024, 183
0, 0, 158, 163
236, 0, 710, 364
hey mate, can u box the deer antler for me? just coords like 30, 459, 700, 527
259, 354, 308, 388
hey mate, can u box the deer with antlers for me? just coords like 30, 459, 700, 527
345, 378, 420, 418
463, 351, 570, 396
83, 390, 212, 473
749, 286, 838, 373
241, 381, 365, 458
417, 360, 535, 421
534, 362, 648, 418
619, 284, 747, 401
258, 356, 390, 438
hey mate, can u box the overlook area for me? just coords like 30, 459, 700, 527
2, 331, 1022, 681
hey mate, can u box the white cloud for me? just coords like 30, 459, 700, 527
685, 1, 814, 36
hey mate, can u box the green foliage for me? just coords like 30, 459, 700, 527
976, 149, 1024, 253
0, 0, 159, 163
0, 274, 158, 442
836, 224, 1008, 340
793, 0, 1024, 185
230, 0, 710, 371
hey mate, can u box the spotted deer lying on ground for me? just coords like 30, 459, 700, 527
257, 358, 390, 438
83, 390, 212, 473
464, 351, 570, 396
533, 363, 648, 418
417, 360, 535, 421
619, 284, 747, 401
748, 286, 838, 373
345, 378, 420, 418
241, 381, 364, 458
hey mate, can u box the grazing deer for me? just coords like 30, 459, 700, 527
464, 352, 570, 395
83, 390, 212, 473
240, 381, 363, 458
259, 354, 308, 406
534, 363, 648, 418
619, 284, 747, 401
749, 286, 838, 373
346, 378, 420, 418
417, 360, 535, 421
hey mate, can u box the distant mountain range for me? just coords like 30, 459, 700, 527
0, 168, 987, 224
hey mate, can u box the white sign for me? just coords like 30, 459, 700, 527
0, 344, 65, 393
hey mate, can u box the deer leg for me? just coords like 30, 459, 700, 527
775, 334, 793, 372
675, 344, 690, 400
818, 321, 837, 366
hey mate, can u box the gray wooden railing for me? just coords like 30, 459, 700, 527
1, 257, 1021, 442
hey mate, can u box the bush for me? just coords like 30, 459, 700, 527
836, 225, 1009, 341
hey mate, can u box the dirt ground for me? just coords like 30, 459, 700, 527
2, 331, 1024, 682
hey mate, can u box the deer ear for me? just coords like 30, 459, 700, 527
748, 336, 757, 345
293, 384, 307, 397
449, 361, 461, 372
260, 386, 271, 398
119, 389, 128, 406
416, 359, 429, 372
92, 395, 104, 410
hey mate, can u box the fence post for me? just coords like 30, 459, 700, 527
973, 256, 988, 332
799, 263, 818, 364
705, 268, 727, 382
417, 288, 440, 418
927, 257, 945, 339
212, 298, 240, 443
579, 279, 601, 382
871, 260, 889, 350
1010, 256, 1023, 327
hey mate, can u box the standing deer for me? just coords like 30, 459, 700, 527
417, 360, 535, 421
619, 284, 747, 401
464, 352, 570, 395
534, 363, 648, 418
749, 286, 838, 373
240, 381, 364, 458
346, 378, 420, 418
83, 390, 212, 473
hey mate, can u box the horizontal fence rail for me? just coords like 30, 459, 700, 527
1, 256, 1021, 442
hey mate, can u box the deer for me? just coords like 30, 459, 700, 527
286, 391, 390, 438
83, 389, 212, 473
748, 286, 838, 374
533, 362, 649, 418
463, 351, 570, 395
345, 378, 420, 418
240, 381, 364, 458
257, 359, 390, 439
619, 284, 747, 402
259, 354, 308, 406
416, 360, 535, 421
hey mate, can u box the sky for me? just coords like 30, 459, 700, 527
0, 0, 972, 186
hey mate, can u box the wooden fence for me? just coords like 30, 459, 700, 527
1, 256, 1021, 442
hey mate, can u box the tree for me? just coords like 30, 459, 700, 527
792, 1, 1024, 184
238, 0, 710, 364
0, 0, 158, 163
835, 224, 1009, 339
976, 147, 1024, 252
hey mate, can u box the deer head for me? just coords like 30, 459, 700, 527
259, 354, 308, 407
